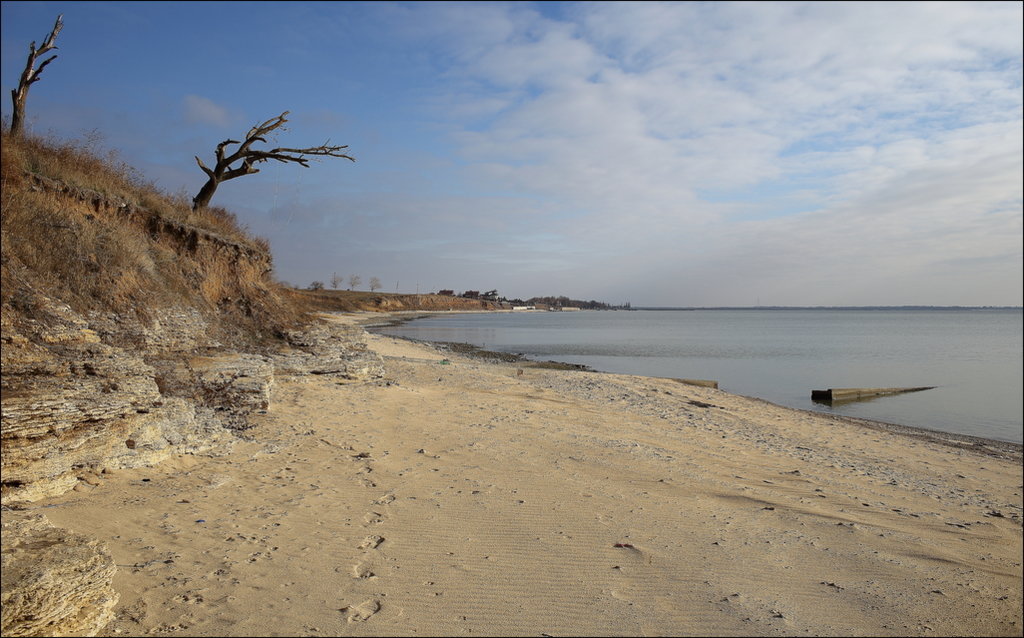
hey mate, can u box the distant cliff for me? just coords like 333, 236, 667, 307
290, 288, 506, 312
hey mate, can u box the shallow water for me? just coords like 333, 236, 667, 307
374, 308, 1023, 444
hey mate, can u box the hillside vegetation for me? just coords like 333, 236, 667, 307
0, 131, 307, 348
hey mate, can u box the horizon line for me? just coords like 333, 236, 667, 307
632, 305, 1023, 310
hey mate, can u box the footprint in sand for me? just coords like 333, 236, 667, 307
350, 562, 376, 579
247, 551, 272, 562
358, 535, 384, 550
343, 599, 381, 622
363, 511, 384, 525
176, 590, 205, 605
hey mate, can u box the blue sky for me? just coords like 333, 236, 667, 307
2, 1, 1021, 306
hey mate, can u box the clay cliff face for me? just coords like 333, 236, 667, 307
1, 137, 383, 636
0, 212, 386, 504
1, 172, 283, 505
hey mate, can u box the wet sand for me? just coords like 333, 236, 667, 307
34, 313, 1023, 636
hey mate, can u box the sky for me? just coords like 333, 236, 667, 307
2, 1, 1021, 307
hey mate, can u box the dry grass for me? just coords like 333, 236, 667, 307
1, 129, 309, 348
1, 187, 152, 311
2, 130, 269, 246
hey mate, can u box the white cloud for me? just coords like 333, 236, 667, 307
182, 94, 231, 127
396, 0, 1023, 305
111, 1, 1018, 305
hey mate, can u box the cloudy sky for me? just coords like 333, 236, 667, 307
2, 1, 1021, 306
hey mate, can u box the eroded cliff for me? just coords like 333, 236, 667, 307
0, 132, 383, 636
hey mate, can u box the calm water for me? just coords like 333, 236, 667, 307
373, 308, 1023, 444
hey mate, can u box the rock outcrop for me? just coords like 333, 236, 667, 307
0, 307, 384, 637
274, 318, 386, 380
1, 514, 119, 637
0, 298, 252, 504
1, 303, 381, 504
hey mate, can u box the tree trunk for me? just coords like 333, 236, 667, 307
192, 178, 219, 210
9, 15, 63, 138
10, 89, 27, 138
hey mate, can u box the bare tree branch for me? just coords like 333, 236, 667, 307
10, 14, 63, 137
192, 111, 354, 210
194, 156, 215, 179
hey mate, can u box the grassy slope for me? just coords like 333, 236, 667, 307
0, 130, 306, 349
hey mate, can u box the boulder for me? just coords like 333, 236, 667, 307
1, 514, 118, 637
275, 319, 385, 380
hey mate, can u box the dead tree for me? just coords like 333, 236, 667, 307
9, 14, 63, 137
192, 111, 354, 210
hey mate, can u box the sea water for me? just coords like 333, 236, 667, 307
373, 308, 1023, 444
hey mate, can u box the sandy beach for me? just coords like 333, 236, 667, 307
27, 313, 1023, 637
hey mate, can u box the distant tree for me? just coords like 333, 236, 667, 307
348, 274, 361, 290
192, 111, 354, 210
308, 281, 324, 291
9, 14, 63, 138
369, 277, 382, 292
330, 272, 343, 290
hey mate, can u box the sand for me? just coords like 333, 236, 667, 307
31, 313, 1023, 636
